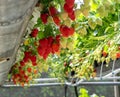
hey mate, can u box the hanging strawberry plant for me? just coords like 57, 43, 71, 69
9, 0, 120, 86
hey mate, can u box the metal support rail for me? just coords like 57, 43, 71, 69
2, 81, 120, 88
2, 60, 120, 87
2, 83, 64, 88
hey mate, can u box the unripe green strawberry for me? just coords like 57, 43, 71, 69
64, 18, 71, 27
75, 9, 81, 19
80, 4, 85, 11
60, 37, 67, 48
104, 11, 108, 17
43, 65, 49, 72
82, 5, 90, 16
110, 53, 116, 60
109, 4, 115, 14
83, 0, 90, 7
102, 0, 112, 9
78, 27, 87, 36
109, 41, 115, 47
59, 11, 68, 20
82, 9, 89, 17
67, 42, 74, 51
103, 45, 109, 52
97, 4, 105, 12
74, 23, 80, 30
101, 57, 105, 62
86, 5, 91, 10
106, 57, 110, 64
96, 17, 102, 26
114, 0, 120, 3
88, 17, 96, 30
38, 63, 43, 72
47, 16, 53, 23
97, 4, 107, 17
66, 39, 74, 51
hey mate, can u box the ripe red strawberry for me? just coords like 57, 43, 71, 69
93, 69, 97, 72
38, 38, 52, 59
49, 6, 58, 16
53, 16, 61, 26
38, 45, 46, 56
60, 25, 70, 37
24, 52, 32, 60
65, 0, 75, 8
19, 70, 25, 76
34, 69, 38, 74
20, 61, 25, 66
24, 51, 31, 57
118, 46, 120, 50
47, 36, 54, 48
43, 53, 48, 59
19, 66, 22, 70
21, 82, 25, 87
64, 3, 73, 14
102, 51, 108, 57
23, 52, 32, 62
24, 75, 28, 81
13, 79, 16, 84
116, 53, 120, 58
56, 35, 61, 41
43, 49, 51, 59
60, 25, 64, 32
40, 13, 49, 24
31, 28, 39, 37
37, 36, 61, 59
52, 41, 60, 53
30, 55, 37, 66
27, 67, 32, 73
68, 11, 75, 20
69, 27, 75, 35
64, 62, 67, 67
39, 38, 48, 48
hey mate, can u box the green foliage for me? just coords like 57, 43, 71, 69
79, 88, 105, 97
47, 0, 120, 80
11, 0, 120, 87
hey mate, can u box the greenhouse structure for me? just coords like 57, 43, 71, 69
0, 0, 120, 97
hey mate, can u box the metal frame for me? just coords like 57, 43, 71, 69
2, 60, 120, 87
2, 60, 120, 97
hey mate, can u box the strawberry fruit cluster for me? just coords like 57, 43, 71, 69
38, 35, 60, 59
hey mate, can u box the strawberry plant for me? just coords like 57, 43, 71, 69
9, 0, 120, 86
